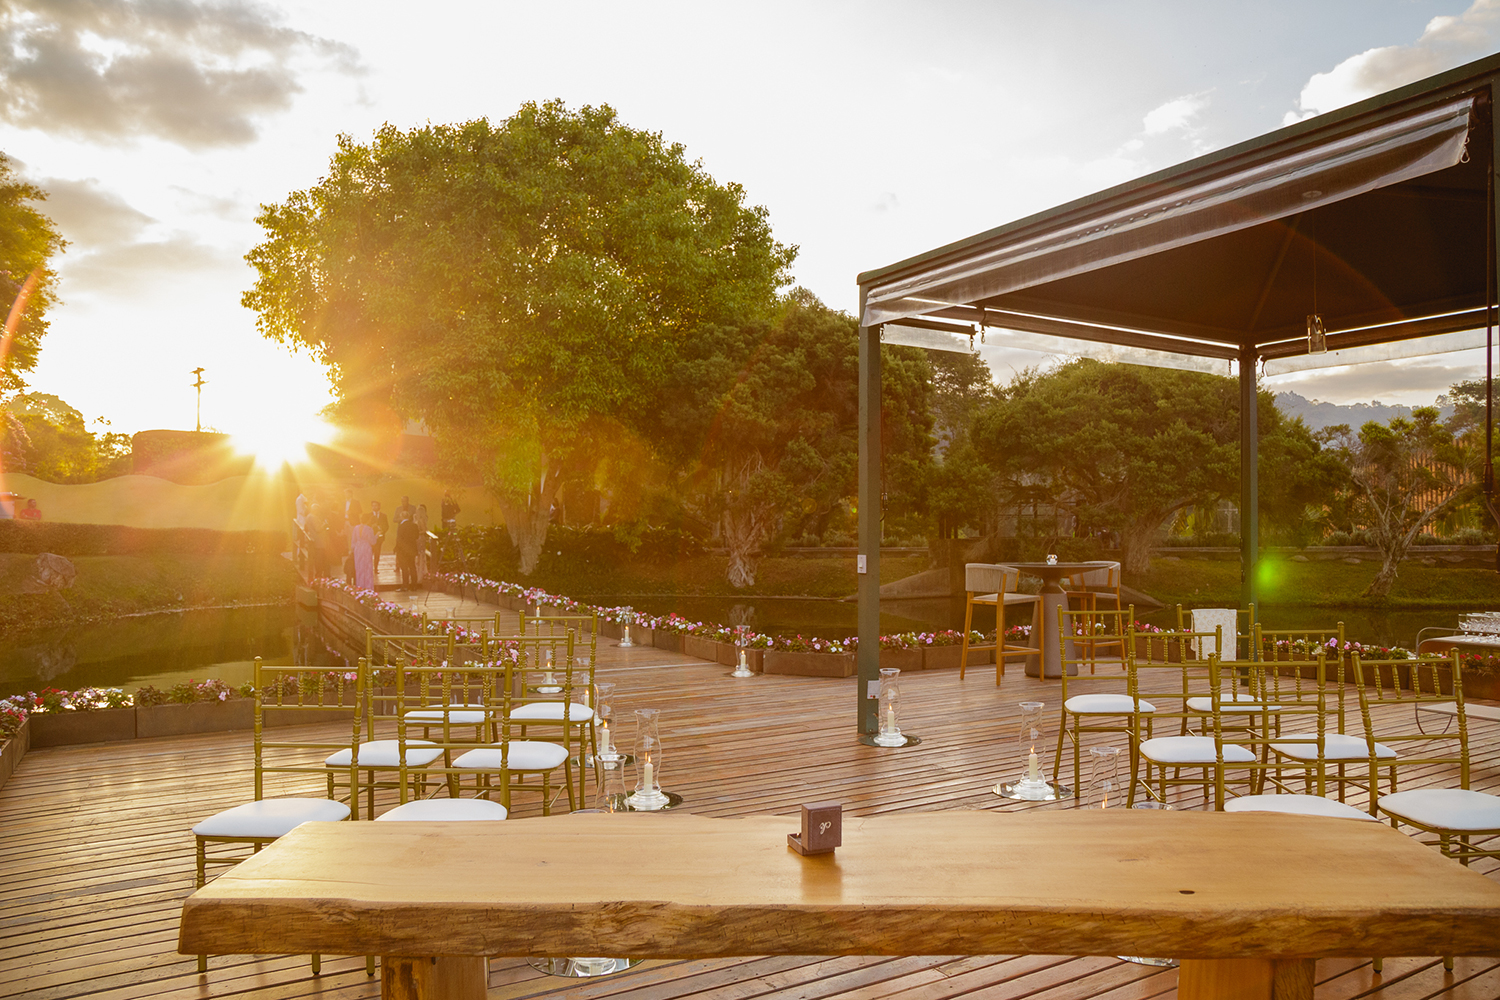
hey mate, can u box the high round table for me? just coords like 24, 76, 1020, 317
1005, 561, 1118, 678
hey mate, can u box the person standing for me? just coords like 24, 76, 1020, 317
17, 499, 40, 521
370, 500, 390, 571
394, 512, 419, 590
441, 491, 460, 529
305, 504, 326, 578
414, 503, 430, 581
343, 488, 357, 525
350, 513, 376, 591
395, 494, 416, 523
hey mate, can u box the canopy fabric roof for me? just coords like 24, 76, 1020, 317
858, 55, 1500, 367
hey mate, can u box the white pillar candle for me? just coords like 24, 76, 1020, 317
643, 761, 654, 790
738, 649, 748, 669
1027, 750, 1041, 782
886, 706, 896, 733
599, 724, 610, 751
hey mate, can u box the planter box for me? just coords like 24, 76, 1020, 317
477, 586, 498, 605
0, 717, 30, 792
682, 636, 719, 662
715, 641, 741, 667
599, 621, 622, 640
763, 650, 856, 678
136, 700, 255, 739
653, 632, 682, 653
879, 648, 924, 673
1465, 670, 1500, 701
921, 645, 991, 671
29, 707, 136, 747
263, 706, 359, 729
628, 627, 654, 647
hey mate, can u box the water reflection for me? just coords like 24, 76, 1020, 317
0, 605, 342, 698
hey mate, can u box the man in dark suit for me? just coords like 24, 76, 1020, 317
370, 501, 390, 570
394, 513, 420, 589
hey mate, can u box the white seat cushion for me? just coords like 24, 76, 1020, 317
1139, 735, 1254, 764
1271, 732, 1397, 761
1225, 794, 1376, 821
324, 740, 445, 768
376, 799, 508, 822
510, 702, 595, 723
1186, 692, 1284, 713
453, 741, 570, 772
405, 705, 488, 725
1380, 788, 1500, 831
1065, 694, 1155, 714
192, 797, 349, 838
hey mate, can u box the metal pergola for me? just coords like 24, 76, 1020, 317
852, 52, 1500, 737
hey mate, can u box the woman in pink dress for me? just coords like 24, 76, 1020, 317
351, 513, 376, 591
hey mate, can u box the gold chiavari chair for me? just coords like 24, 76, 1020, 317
190, 658, 363, 973
439, 632, 578, 816
1355, 652, 1500, 866
1126, 624, 1258, 809
958, 563, 1040, 683
1052, 606, 1138, 794
516, 610, 600, 801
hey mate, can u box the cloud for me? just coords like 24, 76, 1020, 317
1284, 0, 1500, 124
37, 176, 154, 247
0, 0, 362, 148
1142, 92, 1211, 136
1265, 356, 1482, 406
62, 233, 234, 295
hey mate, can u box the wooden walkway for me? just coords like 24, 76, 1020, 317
1, 596, 1497, 1000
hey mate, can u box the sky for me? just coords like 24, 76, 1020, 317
3, 0, 1500, 441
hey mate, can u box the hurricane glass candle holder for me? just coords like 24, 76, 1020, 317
873, 667, 905, 746
594, 681, 618, 761
618, 606, 635, 648
731, 626, 754, 678
996, 700, 1070, 800
1086, 745, 1121, 809
627, 708, 669, 809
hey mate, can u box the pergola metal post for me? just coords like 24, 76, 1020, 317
856, 310, 882, 737
1239, 347, 1260, 610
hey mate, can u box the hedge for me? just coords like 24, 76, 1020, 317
0, 521, 285, 557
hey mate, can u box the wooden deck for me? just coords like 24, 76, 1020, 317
1, 596, 1497, 1000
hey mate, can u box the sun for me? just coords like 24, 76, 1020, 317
229, 413, 336, 468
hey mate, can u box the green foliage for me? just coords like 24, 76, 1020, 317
0, 521, 284, 557
643, 292, 932, 586
5, 392, 130, 483
0, 153, 64, 393
243, 102, 796, 574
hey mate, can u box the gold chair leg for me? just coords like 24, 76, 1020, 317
367, 955, 376, 976
311, 953, 321, 975
960, 597, 975, 681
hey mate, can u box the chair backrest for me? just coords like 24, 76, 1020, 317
1057, 606, 1133, 697
1351, 652, 1470, 794
1189, 608, 1239, 658
510, 630, 586, 716
1125, 623, 1225, 725
253, 656, 364, 803
965, 563, 1020, 595
519, 612, 599, 681
1209, 654, 1333, 805
1252, 623, 1349, 730
1067, 561, 1120, 590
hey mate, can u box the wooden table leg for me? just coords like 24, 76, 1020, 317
381, 956, 486, 1000
1177, 958, 1315, 1000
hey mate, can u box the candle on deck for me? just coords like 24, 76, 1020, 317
643, 761, 655, 790
1027, 749, 1041, 782
886, 707, 896, 734
599, 723, 610, 752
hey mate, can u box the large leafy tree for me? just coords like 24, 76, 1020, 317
8, 392, 131, 483
243, 102, 795, 573
1321, 408, 1475, 598
972, 359, 1243, 575
648, 292, 932, 588
0, 152, 64, 392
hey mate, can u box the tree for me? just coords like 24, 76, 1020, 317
6, 392, 131, 482
972, 359, 1242, 575
1321, 408, 1475, 598
0, 152, 65, 392
243, 102, 795, 573
646, 292, 932, 588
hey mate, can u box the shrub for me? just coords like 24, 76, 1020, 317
0, 520, 285, 557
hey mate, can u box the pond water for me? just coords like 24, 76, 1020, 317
0, 604, 343, 699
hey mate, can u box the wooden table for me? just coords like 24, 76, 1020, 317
1007, 561, 1115, 677
179, 810, 1500, 1000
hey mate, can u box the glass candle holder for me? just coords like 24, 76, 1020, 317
628, 708, 669, 809
593, 753, 629, 813
593, 681, 617, 760
996, 700, 1058, 800
618, 606, 635, 648
873, 667, 904, 746
731, 626, 754, 678
1086, 745, 1121, 809
538, 647, 562, 694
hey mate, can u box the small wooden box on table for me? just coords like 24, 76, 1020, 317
179, 811, 1500, 1000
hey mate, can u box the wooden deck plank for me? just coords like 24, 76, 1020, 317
1, 604, 1497, 1000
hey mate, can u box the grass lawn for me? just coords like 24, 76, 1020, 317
0, 552, 299, 636
1131, 553, 1500, 609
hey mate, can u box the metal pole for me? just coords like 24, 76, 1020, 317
1239, 346, 1259, 609
856, 291, 882, 737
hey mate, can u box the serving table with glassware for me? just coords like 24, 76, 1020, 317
179, 810, 1500, 1000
